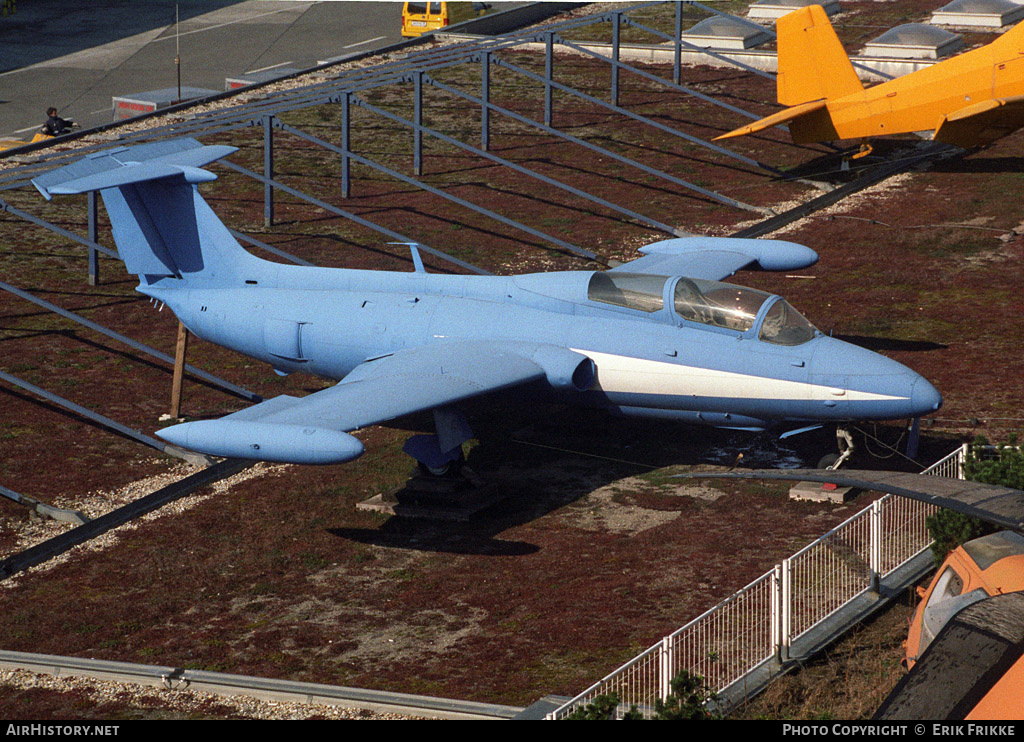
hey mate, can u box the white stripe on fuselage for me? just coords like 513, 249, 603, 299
572, 349, 906, 402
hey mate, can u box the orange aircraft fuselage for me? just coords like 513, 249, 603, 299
717, 5, 1024, 149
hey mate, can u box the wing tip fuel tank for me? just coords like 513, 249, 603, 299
157, 420, 365, 465
640, 236, 818, 271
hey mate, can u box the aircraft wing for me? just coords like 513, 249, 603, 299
611, 236, 818, 281
714, 99, 828, 141
157, 340, 594, 464
933, 95, 1024, 148
674, 469, 1024, 531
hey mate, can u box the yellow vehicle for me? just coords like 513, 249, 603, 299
401, 1, 448, 37
905, 531, 1024, 670
0, 132, 53, 152
874, 531, 1024, 720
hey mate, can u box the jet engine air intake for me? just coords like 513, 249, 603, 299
531, 346, 596, 392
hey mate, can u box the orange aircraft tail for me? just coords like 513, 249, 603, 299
718, 4, 1024, 148
715, 5, 861, 142
776, 5, 863, 106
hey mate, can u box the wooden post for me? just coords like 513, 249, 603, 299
169, 321, 189, 419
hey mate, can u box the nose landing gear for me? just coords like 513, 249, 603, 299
818, 427, 855, 470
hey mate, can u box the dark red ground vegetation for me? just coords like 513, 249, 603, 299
1, 0, 1022, 717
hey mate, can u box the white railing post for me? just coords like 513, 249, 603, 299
659, 636, 672, 701
771, 564, 781, 660
870, 499, 882, 593
780, 558, 791, 663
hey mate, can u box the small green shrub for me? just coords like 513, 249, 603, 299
925, 435, 1022, 564
566, 671, 719, 720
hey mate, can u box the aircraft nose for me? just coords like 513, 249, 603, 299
909, 375, 943, 417
810, 338, 942, 420
863, 361, 942, 419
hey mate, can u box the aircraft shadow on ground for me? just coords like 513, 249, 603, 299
926, 155, 1024, 174
329, 407, 757, 555
771, 139, 921, 185
774, 141, 1024, 183
834, 334, 947, 353
328, 405, 948, 556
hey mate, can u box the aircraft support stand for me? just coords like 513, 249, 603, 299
791, 428, 858, 503
169, 322, 189, 421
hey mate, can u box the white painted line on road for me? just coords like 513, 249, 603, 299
342, 36, 387, 49
153, 6, 307, 42
245, 61, 296, 75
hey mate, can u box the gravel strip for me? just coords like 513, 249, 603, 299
0, 667, 421, 720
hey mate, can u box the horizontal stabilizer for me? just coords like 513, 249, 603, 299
613, 237, 818, 281
715, 99, 828, 141
32, 139, 237, 199
33, 137, 257, 286
933, 95, 1024, 148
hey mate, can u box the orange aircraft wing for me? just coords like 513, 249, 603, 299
714, 99, 827, 141
933, 95, 1024, 148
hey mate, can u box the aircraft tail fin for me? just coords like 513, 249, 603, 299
32, 138, 265, 288
776, 5, 863, 106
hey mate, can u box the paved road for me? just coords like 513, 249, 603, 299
0, 0, 406, 140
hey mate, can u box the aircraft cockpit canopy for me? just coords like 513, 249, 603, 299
586, 272, 817, 345
673, 277, 766, 333
586, 271, 666, 313
758, 295, 817, 346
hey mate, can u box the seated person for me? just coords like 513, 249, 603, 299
41, 107, 75, 136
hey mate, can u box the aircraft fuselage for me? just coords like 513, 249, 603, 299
148, 264, 941, 432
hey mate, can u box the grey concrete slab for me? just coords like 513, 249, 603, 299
0, 1, 407, 139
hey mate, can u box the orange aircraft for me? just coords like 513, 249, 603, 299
716, 4, 1024, 150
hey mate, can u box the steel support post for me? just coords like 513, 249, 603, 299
339, 99, 678, 241
221, 159, 491, 275
544, 32, 554, 127
87, 191, 99, 286
611, 12, 621, 108
263, 114, 274, 227
413, 71, 423, 176
907, 416, 920, 459
674, 2, 682, 85
341, 92, 351, 198
481, 52, 491, 152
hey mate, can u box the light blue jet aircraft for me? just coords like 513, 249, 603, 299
32, 138, 942, 472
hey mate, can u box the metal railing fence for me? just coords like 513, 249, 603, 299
547, 450, 966, 719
